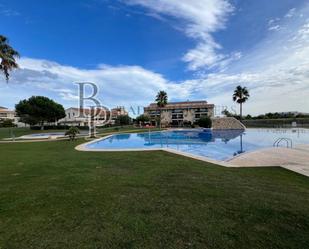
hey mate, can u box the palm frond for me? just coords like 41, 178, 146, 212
0, 35, 19, 82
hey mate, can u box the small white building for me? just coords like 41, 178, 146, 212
0, 106, 26, 127
59, 106, 128, 126
0, 106, 15, 120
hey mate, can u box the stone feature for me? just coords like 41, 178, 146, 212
212, 117, 246, 130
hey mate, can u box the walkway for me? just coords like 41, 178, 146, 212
228, 145, 309, 177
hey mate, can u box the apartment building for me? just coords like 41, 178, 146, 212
144, 101, 214, 127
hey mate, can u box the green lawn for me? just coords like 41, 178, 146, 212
0, 126, 160, 140
0, 140, 309, 249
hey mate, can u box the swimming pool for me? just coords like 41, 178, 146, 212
20, 132, 66, 139
27, 132, 65, 137
83, 129, 309, 161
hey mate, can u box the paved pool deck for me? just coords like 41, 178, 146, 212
228, 145, 309, 177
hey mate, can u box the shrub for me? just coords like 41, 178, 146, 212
115, 115, 131, 126
65, 127, 80, 141
135, 114, 150, 124
0, 119, 16, 127
197, 116, 212, 128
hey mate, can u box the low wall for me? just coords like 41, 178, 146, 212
212, 117, 246, 130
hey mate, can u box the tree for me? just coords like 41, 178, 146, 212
155, 90, 168, 129
222, 109, 234, 117
65, 126, 80, 141
0, 119, 15, 127
135, 114, 150, 126
15, 96, 66, 129
232, 85, 250, 121
197, 116, 212, 128
0, 35, 19, 82
115, 115, 130, 126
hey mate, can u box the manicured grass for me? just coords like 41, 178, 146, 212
0, 140, 309, 249
0, 126, 161, 140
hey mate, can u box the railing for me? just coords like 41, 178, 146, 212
273, 138, 293, 148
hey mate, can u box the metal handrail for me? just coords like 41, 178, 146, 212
273, 138, 293, 148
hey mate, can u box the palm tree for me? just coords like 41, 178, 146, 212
155, 90, 168, 129
233, 85, 250, 121
0, 35, 19, 82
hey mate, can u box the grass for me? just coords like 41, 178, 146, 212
0, 126, 161, 140
0, 139, 309, 249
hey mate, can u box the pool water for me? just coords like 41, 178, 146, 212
85, 129, 309, 161
27, 132, 65, 137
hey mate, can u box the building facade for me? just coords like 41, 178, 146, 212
0, 106, 15, 121
59, 106, 128, 126
0, 106, 26, 126
144, 101, 214, 127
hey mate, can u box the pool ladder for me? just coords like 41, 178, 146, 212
273, 138, 293, 148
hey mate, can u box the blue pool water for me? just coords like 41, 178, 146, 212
85, 129, 309, 161
27, 132, 65, 137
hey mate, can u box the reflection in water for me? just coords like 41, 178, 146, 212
141, 130, 244, 144
88, 129, 309, 161
107, 133, 131, 143
233, 134, 245, 156
140, 130, 246, 157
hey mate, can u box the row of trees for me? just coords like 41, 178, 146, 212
223, 111, 309, 121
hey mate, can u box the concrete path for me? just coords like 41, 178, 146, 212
228, 145, 309, 177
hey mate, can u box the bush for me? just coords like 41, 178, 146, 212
135, 114, 150, 125
0, 119, 16, 127
197, 116, 212, 128
115, 115, 131, 126
65, 127, 80, 141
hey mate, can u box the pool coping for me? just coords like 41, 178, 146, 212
75, 134, 237, 167
75, 129, 309, 174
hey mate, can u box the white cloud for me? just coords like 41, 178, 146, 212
1, 3, 309, 117
268, 24, 281, 31
285, 8, 296, 18
125, 0, 235, 71
0, 58, 190, 114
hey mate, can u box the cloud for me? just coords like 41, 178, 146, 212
268, 25, 281, 31
183, 6, 309, 114
0, 58, 190, 113
0, 9, 20, 16
124, 0, 235, 71
1, 2, 309, 117
285, 8, 296, 18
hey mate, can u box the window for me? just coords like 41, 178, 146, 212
172, 109, 183, 113
172, 114, 183, 120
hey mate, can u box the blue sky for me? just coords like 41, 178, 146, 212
1, 0, 309, 115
